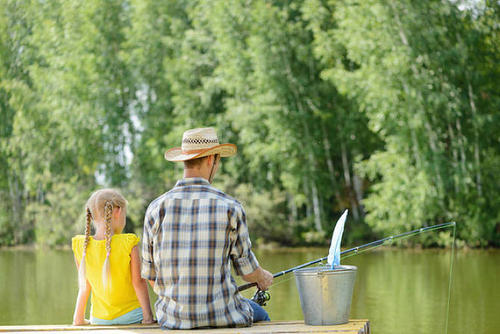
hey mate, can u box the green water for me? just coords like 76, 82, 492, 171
1, 247, 499, 333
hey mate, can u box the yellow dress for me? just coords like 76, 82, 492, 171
72, 233, 141, 320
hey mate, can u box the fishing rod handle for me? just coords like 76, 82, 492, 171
237, 282, 257, 292
237, 261, 326, 292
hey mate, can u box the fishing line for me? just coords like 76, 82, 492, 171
444, 223, 456, 334
267, 274, 295, 289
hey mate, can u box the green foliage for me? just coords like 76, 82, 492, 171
28, 181, 91, 247
0, 0, 498, 247
232, 183, 291, 245
356, 143, 440, 234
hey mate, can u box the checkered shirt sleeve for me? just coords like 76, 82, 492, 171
230, 206, 259, 276
141, 211, 156, 281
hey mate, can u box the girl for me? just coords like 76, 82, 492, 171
72, 189, 154, 325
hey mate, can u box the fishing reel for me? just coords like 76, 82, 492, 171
251, 290, 271, 306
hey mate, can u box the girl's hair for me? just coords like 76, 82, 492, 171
78, 189, 127, 291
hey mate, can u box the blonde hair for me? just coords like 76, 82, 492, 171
78, 189, 127, 291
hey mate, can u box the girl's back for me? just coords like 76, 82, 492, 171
72, 233, 140, 320
72, 188, 153, 326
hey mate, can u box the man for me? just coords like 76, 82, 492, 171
141, 127, 273, 329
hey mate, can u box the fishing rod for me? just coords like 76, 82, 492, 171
238, 221, 456, 298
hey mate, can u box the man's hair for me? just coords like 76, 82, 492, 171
184, 156, 208, 169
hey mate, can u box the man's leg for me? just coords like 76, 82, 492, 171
247, 299, 270, 322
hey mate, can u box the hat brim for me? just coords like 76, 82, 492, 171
164, 143, 237, 162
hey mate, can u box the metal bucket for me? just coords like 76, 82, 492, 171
294, 265, 357, 325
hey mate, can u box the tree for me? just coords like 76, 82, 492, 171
312, 0, 500, 245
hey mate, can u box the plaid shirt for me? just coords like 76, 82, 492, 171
141, 177, 260, 329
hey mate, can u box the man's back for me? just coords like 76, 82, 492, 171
142, 177, 260, 329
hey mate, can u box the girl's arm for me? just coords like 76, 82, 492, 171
131, 246, 154, 324
72, 255, 91, 325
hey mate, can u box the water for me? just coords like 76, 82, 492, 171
1, 247, 499, 333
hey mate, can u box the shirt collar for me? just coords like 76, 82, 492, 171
175, 177, 211, 187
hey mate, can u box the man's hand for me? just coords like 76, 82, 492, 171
242, 267, 273, 291
256, 268, 273, 291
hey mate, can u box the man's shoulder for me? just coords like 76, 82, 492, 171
145, 185, 244, 213
145, 191, 171, 215
204, 185, 244, 209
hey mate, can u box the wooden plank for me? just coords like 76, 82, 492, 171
0, 320, 370, 333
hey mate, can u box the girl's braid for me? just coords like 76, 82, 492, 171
102, 201, 113, 290
78, 207, 92, 290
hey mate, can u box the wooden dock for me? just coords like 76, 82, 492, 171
0, 320, 370, 333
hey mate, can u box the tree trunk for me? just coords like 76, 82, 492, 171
353, 173, 365, 218
447, 123, 460, 194
288, 193, 298, 224
455, 118, 468, 189
310, 178, 323, 232
320, 122, 342, 204
8, 172, 24, 244
341, 141, 360, 221
467, 81, 482, 196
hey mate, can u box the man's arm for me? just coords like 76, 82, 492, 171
130, 246, 154, 324
141, 209, 157, 283
231, 205, 273, 290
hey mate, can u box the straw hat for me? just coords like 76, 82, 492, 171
164, 127, 237, 162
